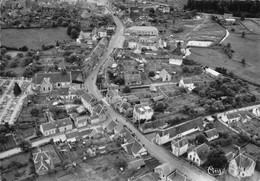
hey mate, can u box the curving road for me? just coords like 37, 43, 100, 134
84, 11, 218, 181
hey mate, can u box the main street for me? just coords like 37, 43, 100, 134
84, 11, 218, 181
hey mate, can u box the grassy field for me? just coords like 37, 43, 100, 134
0, 135, 16, 151
190, 32, 260, 85
241, 20, 260, 34
1, 28, 71, 49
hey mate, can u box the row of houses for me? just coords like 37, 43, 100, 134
221, 109, 259, 124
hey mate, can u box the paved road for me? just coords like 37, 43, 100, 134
83, 10, 218, 181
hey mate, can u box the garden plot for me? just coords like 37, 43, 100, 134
169, 18, 226, 44
158, 84, 180, 97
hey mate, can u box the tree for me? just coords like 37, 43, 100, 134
240, 13, 245, 21
0, 133, 7, 144
73, 98, 82, 104
13, 82, 22, 96
123, 86, 131, 93
148, 71, 155, 77
204, 149, 228, 170
67, 24, 72, 36
195, 134, 208, 144
241, 58, 246, 66
114, 158, 128, 171
155, 101, 165, 112
19, 140, 32, 152
71, 28, 79, 39
242, 31, 245, 38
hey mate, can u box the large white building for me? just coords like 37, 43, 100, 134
125, 26, 159, 36
133, 104, 154, 123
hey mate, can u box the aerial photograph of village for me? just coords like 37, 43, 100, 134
0, 0, 260, 180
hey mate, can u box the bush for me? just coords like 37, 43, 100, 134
122, 86, 131, 93
155, 101, 165, 112
148, 71, 155, 77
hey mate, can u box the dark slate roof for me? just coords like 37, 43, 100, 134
105, 120, 118, 132
66, 130, 79, 139
157, 118, 204, 138
204, 128, 219, 139
194, 143, 210, 161
33, 72, 71, 84
81, 93, 96, 103
56, 117, 73, 128
41, 122, 56, 132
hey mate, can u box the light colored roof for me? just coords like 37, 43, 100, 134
159, 69, 170, 77
56, 117, 73, 128
169, 58, 183, 66
128, 26, 158, 32
205, 68, 220, 76
234, 153, 255, 170
75, 115, 89, 125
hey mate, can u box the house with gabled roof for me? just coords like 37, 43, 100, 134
155, 118, 204, 145
32, 145, 61, 175
221, 112, 241, 124
114, 100, 132, 115
104, 119, 118, 133
40, 122, 57, 136
55, 117, 73, 133
160, 69, 171, 82
166, 169, 191, 181
179, 78, 195, 91
154, 162, 175, 181
66, 130, 79, 142
81, 92, 96, 113
33, 150, 52, 175
228, 152, 256, 178
124, 73, 142, 86
97, 28, 107, 38
187, 143, 210, 166
32, 71, 72, 93
106, 89, 121, 104
74, 115, 89, 128
121, 135, 147, 157
171, 137, 189, 157
204, 128, 219, 141
133, 103, 153, 123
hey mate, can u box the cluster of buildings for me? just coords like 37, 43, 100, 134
104, 120, 147, 158
151, 114, 258, 179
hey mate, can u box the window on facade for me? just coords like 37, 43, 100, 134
48, 87, 50, 91
43, 87, 45, 91
57, 83, 61, 87
190, 155, 192, 159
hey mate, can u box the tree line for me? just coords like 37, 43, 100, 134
185, 0, 260, 18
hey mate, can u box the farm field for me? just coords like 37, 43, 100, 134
1, 27, 71, 49
168, 16, 226, 44
190, 32, 260, 85
241, 20, 260, 34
